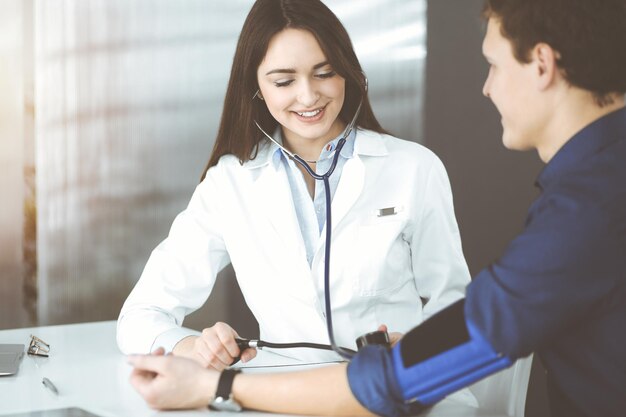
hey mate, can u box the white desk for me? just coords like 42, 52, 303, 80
0, 321, 507, 417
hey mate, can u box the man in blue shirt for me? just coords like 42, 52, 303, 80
128, 1, 626, 416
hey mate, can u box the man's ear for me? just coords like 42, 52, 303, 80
532, 43, 559, 91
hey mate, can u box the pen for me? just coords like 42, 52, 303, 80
42, 377, 59, 395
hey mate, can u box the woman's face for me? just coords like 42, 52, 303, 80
257, 28, 346, 149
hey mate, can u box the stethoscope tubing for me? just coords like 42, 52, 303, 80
237, 338, 357, 354
233, 138, 355, 362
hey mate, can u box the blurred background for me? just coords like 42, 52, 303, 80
1, 0, 428, 329
0, 1, 547, 414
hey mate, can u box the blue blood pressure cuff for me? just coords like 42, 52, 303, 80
347, 344, 429, 417
347, 299, 512, 416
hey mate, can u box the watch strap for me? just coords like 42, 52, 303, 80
209, 368, 242, 411
215, 368, 241, 399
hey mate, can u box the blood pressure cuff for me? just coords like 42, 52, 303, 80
347, 344, 429, 417
347, 299, 513, 416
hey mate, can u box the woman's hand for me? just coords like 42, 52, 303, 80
378, 324, 404, 347
172, 322, 257, 370
128, 347, 219, 410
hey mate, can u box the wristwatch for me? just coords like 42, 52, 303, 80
209, 369, 242, 412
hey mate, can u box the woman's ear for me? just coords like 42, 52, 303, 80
359, 70, 368, 92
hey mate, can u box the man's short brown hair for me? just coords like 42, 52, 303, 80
483, 0, 626, 105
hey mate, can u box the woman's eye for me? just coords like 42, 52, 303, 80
272, 71, 335, 87
316, 71, 336, 79
274, 79, 294, 87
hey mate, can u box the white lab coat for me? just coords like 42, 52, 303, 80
117, 129, 470, 362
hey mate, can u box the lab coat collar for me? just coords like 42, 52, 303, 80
352, 128, 389, 157
244, 128, 389, 170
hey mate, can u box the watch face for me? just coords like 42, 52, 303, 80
210, 396, 243, 412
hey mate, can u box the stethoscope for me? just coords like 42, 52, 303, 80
234, 77, 390, 362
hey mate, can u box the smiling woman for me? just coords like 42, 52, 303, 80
257, 29, 347, 163
257, 28, 348, 195
202, 0, 385, 176
117, 0, 472, 388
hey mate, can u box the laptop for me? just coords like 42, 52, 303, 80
0, 344, 25, 376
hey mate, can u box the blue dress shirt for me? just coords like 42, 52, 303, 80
346, 107, 626, 417
467, 107, 626, 417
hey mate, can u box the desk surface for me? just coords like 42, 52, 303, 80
0, 321, 506, 417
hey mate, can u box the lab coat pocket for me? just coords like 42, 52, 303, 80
353, 214, 411, 297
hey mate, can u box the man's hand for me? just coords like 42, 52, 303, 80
128, 347, 219, 410
172, 322, 257, 370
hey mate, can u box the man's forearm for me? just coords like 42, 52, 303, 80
232, 363, 374, 416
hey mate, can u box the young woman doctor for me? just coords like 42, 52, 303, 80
117, 0, 470, 370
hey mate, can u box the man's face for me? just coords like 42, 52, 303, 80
482, 18, 546, 151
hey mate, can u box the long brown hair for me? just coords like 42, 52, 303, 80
201, 0, 386, 181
